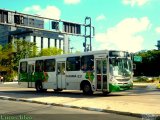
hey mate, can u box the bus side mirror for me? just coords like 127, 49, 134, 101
133, 64, 136, 70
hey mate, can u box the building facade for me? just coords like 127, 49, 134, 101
0, 9, 69, 53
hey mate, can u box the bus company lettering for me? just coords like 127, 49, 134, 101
66, 75, 82, 78
66, 75, 76, 77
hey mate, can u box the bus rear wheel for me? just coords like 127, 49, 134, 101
83, 83, 93, 95
35, 81, 46, 92
54, 88, 63, 92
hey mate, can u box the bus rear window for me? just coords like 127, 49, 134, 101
20, 62, 27, 73
35, 60, 43, 72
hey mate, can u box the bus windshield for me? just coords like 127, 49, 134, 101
109, 58, 132, 77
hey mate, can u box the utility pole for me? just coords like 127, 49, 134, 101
84, 17, 94, 52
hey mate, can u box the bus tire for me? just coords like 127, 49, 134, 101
54, 88, 63, 92
102, 91, 111, 95
42, 89, 47, 92
35, 81, 43, 92
82, 83, 93, 95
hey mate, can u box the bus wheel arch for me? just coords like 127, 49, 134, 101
80, 80, 93, 95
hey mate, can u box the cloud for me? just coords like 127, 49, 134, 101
155, 27, 160, 33
23, 5, 61, 20
95, 17, 151, 52
23, 5, 41, 12
64, 0, 80, 4
96, 14, 106, 21
122, 0, 149, 6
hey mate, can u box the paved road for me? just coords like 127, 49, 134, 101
0, 83, 160, 118
0, 99, 140, 120
0, 85, 160, 106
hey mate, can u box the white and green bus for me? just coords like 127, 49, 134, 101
18, 50, 133, 95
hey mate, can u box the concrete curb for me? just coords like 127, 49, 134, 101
0, 96, 145, 118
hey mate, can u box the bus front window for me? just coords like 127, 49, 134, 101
109, 58, 132, 77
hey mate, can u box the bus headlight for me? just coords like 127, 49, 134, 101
110, 76, 117, 85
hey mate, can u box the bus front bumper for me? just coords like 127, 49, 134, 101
109, 83, 133, 92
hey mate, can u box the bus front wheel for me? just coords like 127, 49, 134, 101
83, 83, 93, 95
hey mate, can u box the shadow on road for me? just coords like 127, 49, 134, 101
0, 90, 125, 98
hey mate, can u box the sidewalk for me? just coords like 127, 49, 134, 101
134, 82, 160, 89
26, 95, 160, 115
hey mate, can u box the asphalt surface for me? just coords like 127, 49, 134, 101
0, 99, 141, 120
0, 82, 160, 119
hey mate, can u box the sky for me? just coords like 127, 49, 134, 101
0, 0, 160, 53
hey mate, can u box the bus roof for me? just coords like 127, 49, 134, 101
19, 49, 129, 62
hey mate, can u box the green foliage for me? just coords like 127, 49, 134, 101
134, 76, 160, 83
0, 39, 63, 81
0, 39, 37, 81
38, 47, 62, 56
134, 50, 160, 76
3, 70, 18, 82
14, 39, 38, 57
0, 43, 13, 71
0, 38, 65, 81
134, 76, 148, 82
0, 45, 2, 51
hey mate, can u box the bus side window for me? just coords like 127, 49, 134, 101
44, 59, 55, 72
81, 55, 94, 71
66, 56, 80, 71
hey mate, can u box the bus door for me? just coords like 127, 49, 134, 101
28, 64, 34, 88
57, 62, 66, 89
96, 58, 108, 91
